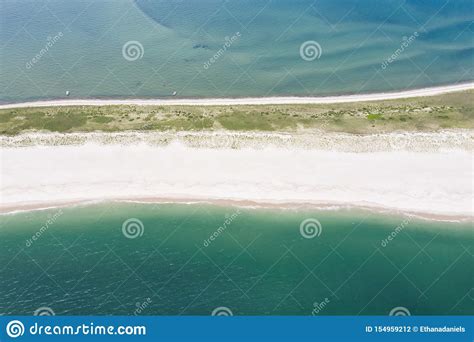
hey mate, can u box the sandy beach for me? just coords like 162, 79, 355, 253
1, 130, 472, 219
1, 85, 473, 219
0, 82, 473, 109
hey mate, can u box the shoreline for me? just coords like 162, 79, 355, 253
0, 197, 471, 223
0, 82, 473, 109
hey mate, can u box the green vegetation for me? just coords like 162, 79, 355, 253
367, 113, 383, 120
0, 91, 473, 135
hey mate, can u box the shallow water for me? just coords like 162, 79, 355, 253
1, 0, 473, 102
0, 203, 472, 315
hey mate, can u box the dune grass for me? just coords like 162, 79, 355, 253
0, 90, 472, 135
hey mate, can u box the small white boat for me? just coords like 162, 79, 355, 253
66, 90, 70, 96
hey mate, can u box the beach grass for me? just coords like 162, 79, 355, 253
0, 90, 472, 135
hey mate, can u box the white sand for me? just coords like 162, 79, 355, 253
1, 136, 472, 218
0, 82, 472, 109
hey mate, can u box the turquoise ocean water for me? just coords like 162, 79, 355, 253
1, 0, 473, 102
0, 203, 472, 315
